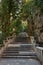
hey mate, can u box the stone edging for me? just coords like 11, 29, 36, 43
0, 38, 14, 57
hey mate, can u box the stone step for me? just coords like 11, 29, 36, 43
2, 51, 36, 56
1, 42, 36, 59
7, 45, 33, 48
2, 54, 36, 56
6, 46, 33, 51
11, 42, 29, 44
2, 56, 37, 59
8, 44, 34, 47
4, 50, 33, 53
6, 49, 33, 51
4, 51, 19, 53
15, 37, 28, 42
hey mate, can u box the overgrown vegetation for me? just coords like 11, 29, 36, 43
0, 0, 43, 44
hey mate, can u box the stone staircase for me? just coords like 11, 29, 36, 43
1, 43, 37, 59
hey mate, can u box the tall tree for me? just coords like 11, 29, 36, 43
1, 0, 21, 39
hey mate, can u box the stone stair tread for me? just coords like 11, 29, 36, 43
1, 43, 36, 59
2, 55, 36, 57
4, 50, 34, 53
4, 51, 19, 53
2, 52, 36, 56
6, 47, 33, 51
6, 49, 33, 52
2, 56, 37, 59
19, 51, 36, 54
7, 44, 34, 48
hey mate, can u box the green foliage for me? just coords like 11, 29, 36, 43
22, 0, 43, 18
22, 0, 35, 21
13, 18, 23, 35
22, 22, 28, 32
1, 0, 20, 39
34, 0, 43, 14
0, 0, 43, 39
